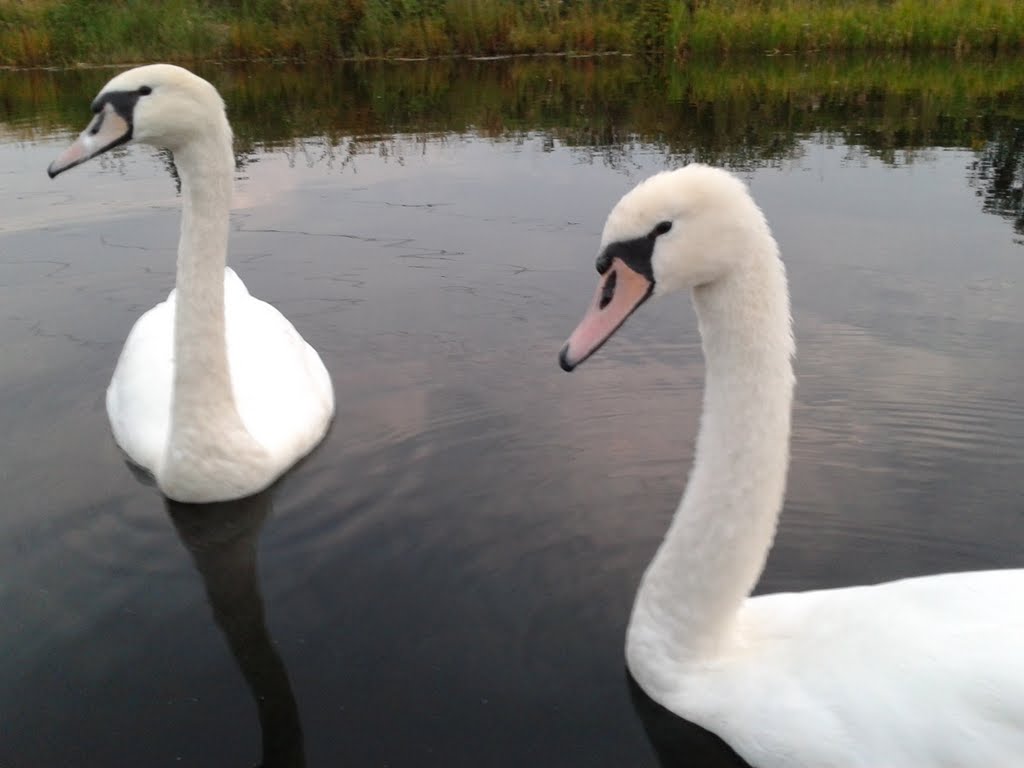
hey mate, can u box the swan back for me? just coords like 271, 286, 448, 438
685, 571, 1024, 768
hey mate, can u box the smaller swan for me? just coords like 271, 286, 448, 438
560, 165, 1024, 768
49, 65, 334, 503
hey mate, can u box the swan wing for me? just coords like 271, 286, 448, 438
105, 294, 175, 473
223, 269, 335, 471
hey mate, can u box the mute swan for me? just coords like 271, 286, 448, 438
559, 165, 1024, 768
48, 64, 334, 503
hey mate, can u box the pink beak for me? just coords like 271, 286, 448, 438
559, 257, 654, 371
48, 103, 131, 178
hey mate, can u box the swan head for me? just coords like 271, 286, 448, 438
559, 165, 767, 371
47, 64, 228, 178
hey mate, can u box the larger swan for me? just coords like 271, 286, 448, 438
48, 65, 334, 503
560, 165, 1024, 767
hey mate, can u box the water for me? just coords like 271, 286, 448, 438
1, 56, 1023, 766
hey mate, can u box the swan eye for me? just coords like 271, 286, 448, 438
651, 221, 673, 238
138, 86, 152, 95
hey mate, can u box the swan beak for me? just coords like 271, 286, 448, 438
47, 104, 132, 178
559, 257, 654, 371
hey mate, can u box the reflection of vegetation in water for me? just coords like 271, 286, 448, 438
970, 123, 1024, 237
2, 0, 1023, 64
6, 54, 1024, 234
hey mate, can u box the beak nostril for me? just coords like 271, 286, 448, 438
599, 270, 618, 309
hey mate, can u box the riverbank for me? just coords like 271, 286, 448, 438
2, 0, 1022, 66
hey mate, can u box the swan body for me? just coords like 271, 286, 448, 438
49, 65, 334, 503
106, 268, 334, 490
560, 165, 1024, 767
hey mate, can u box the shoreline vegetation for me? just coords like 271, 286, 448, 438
2, 0, 1023, 66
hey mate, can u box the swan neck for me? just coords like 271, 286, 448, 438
169, 133, 241, 436
159, 124, 274, 504
628, 245, 794, 687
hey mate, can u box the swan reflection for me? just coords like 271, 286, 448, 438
166, 490, 305, 768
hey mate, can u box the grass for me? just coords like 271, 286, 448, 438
676, 0, 1024, 57
1, 0, 1024, 65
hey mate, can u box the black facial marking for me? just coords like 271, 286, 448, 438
594, 220, 673, 281
599, 270, 617, 309
89, 89, 144, 126
597, 236, 656, 282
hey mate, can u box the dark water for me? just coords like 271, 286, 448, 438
1, 56, 1023, 767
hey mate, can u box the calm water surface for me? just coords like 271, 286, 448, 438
1, 57, 1023, 767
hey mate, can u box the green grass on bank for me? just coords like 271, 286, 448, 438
1, 0, 1023, 65
676, 0, 1024, 56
